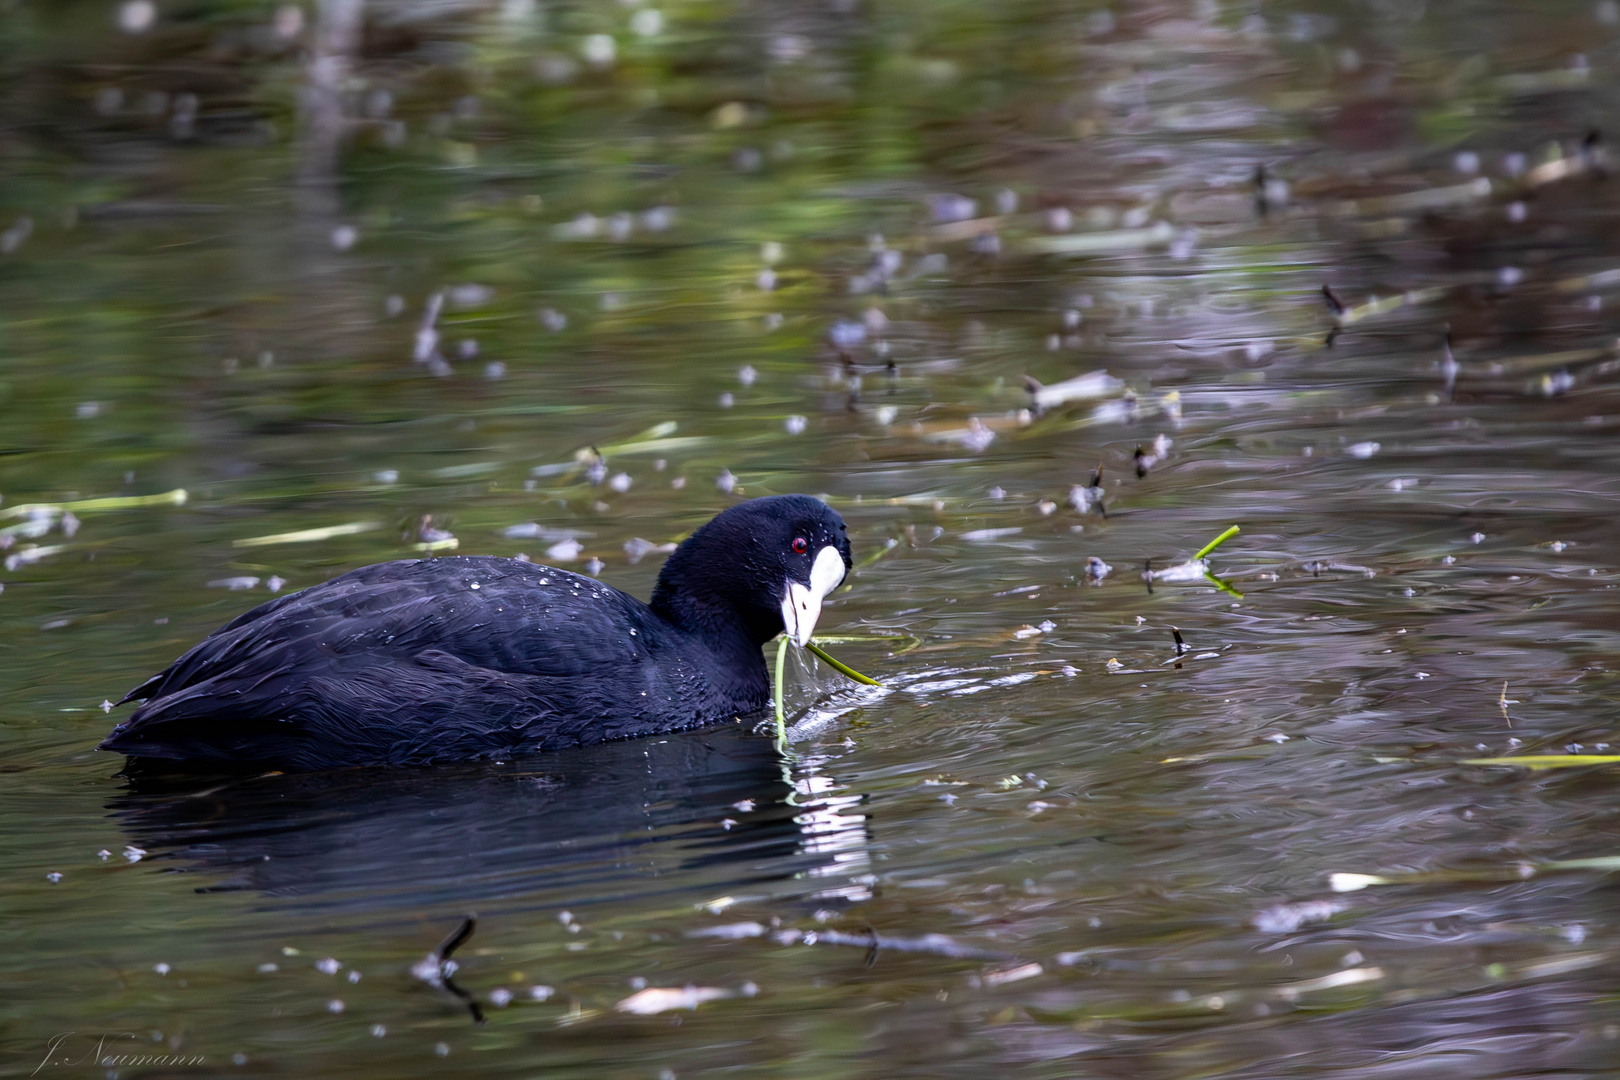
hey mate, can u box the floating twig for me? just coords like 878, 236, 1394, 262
411, 916, 485, 1024
234, 521, 381, 548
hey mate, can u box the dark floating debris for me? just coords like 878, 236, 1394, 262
1321, 283, 1347, 316
1134, 434, 1171, 478
411, 916, 484, 1024
1069, 464, 1107, 517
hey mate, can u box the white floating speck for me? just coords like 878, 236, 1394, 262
370, 1024, 387, 1038
716, 470, 738, 494
546, 539, 583, 562
315, 957, 341, 975
208, 576, 260, 591
1347, 441, 1381, 459
582, 33, 617, 66
1253, 898, 1345, 933
489, 988, 513, 1008
609, 472, 632, 492
119, 0, 156, 33
1328, 872, 1389, 893
124, 845, 146, 863
530, 985, 554, 1001
46, 871, 62, 883
784, 415, 807, 435
616, 986, 732, 1014
327, 999, 345, 1014
154, 962, 171, 975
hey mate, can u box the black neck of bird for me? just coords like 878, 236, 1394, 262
650, 553, 778, 695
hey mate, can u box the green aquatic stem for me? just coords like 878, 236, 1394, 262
0, 487, 188, 519
774, 635, 788, 741
804, 641, 882, 686
1202, 570, 1244, 599
1463, 754, 1620, 769
1193, 525, 1241, 561
234, 521, 382, 548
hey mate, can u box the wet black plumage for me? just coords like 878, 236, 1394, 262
101, 495, 852, 770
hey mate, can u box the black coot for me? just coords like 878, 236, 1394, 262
101, 495, 852, 770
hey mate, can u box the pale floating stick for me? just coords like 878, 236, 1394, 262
1331, 852, 1620, 894
805, 641, 882, 686
233, 521, 381, 548
1193, 525, 1241, 561
774, 636, 789, 741
0, 487, 187, 520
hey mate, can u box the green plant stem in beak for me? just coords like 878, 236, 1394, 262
805, 641, 882, 686
774, 635, 789, 741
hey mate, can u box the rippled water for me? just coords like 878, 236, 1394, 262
4, 1, 1620, 1076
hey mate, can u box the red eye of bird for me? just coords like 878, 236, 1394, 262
792, 536, 808, 554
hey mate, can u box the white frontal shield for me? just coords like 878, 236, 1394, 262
780, 545, 847, 646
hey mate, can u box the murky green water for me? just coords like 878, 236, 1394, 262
4, 0, 1620, 1076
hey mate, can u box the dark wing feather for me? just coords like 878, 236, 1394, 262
104, 557, 662, 765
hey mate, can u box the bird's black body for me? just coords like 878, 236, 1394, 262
101, 495, 851, 771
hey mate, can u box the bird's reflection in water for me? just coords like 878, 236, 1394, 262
108, 721, 872, 914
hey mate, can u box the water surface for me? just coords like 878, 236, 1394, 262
3, 1, 1620, 1076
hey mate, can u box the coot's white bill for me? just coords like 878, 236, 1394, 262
779, 545, 847, 646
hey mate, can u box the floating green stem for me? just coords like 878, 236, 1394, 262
1193, 525, 1241, 561
1463, 754, 1620, 769
805, 641, 882, 686
0, 488, 188, 520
